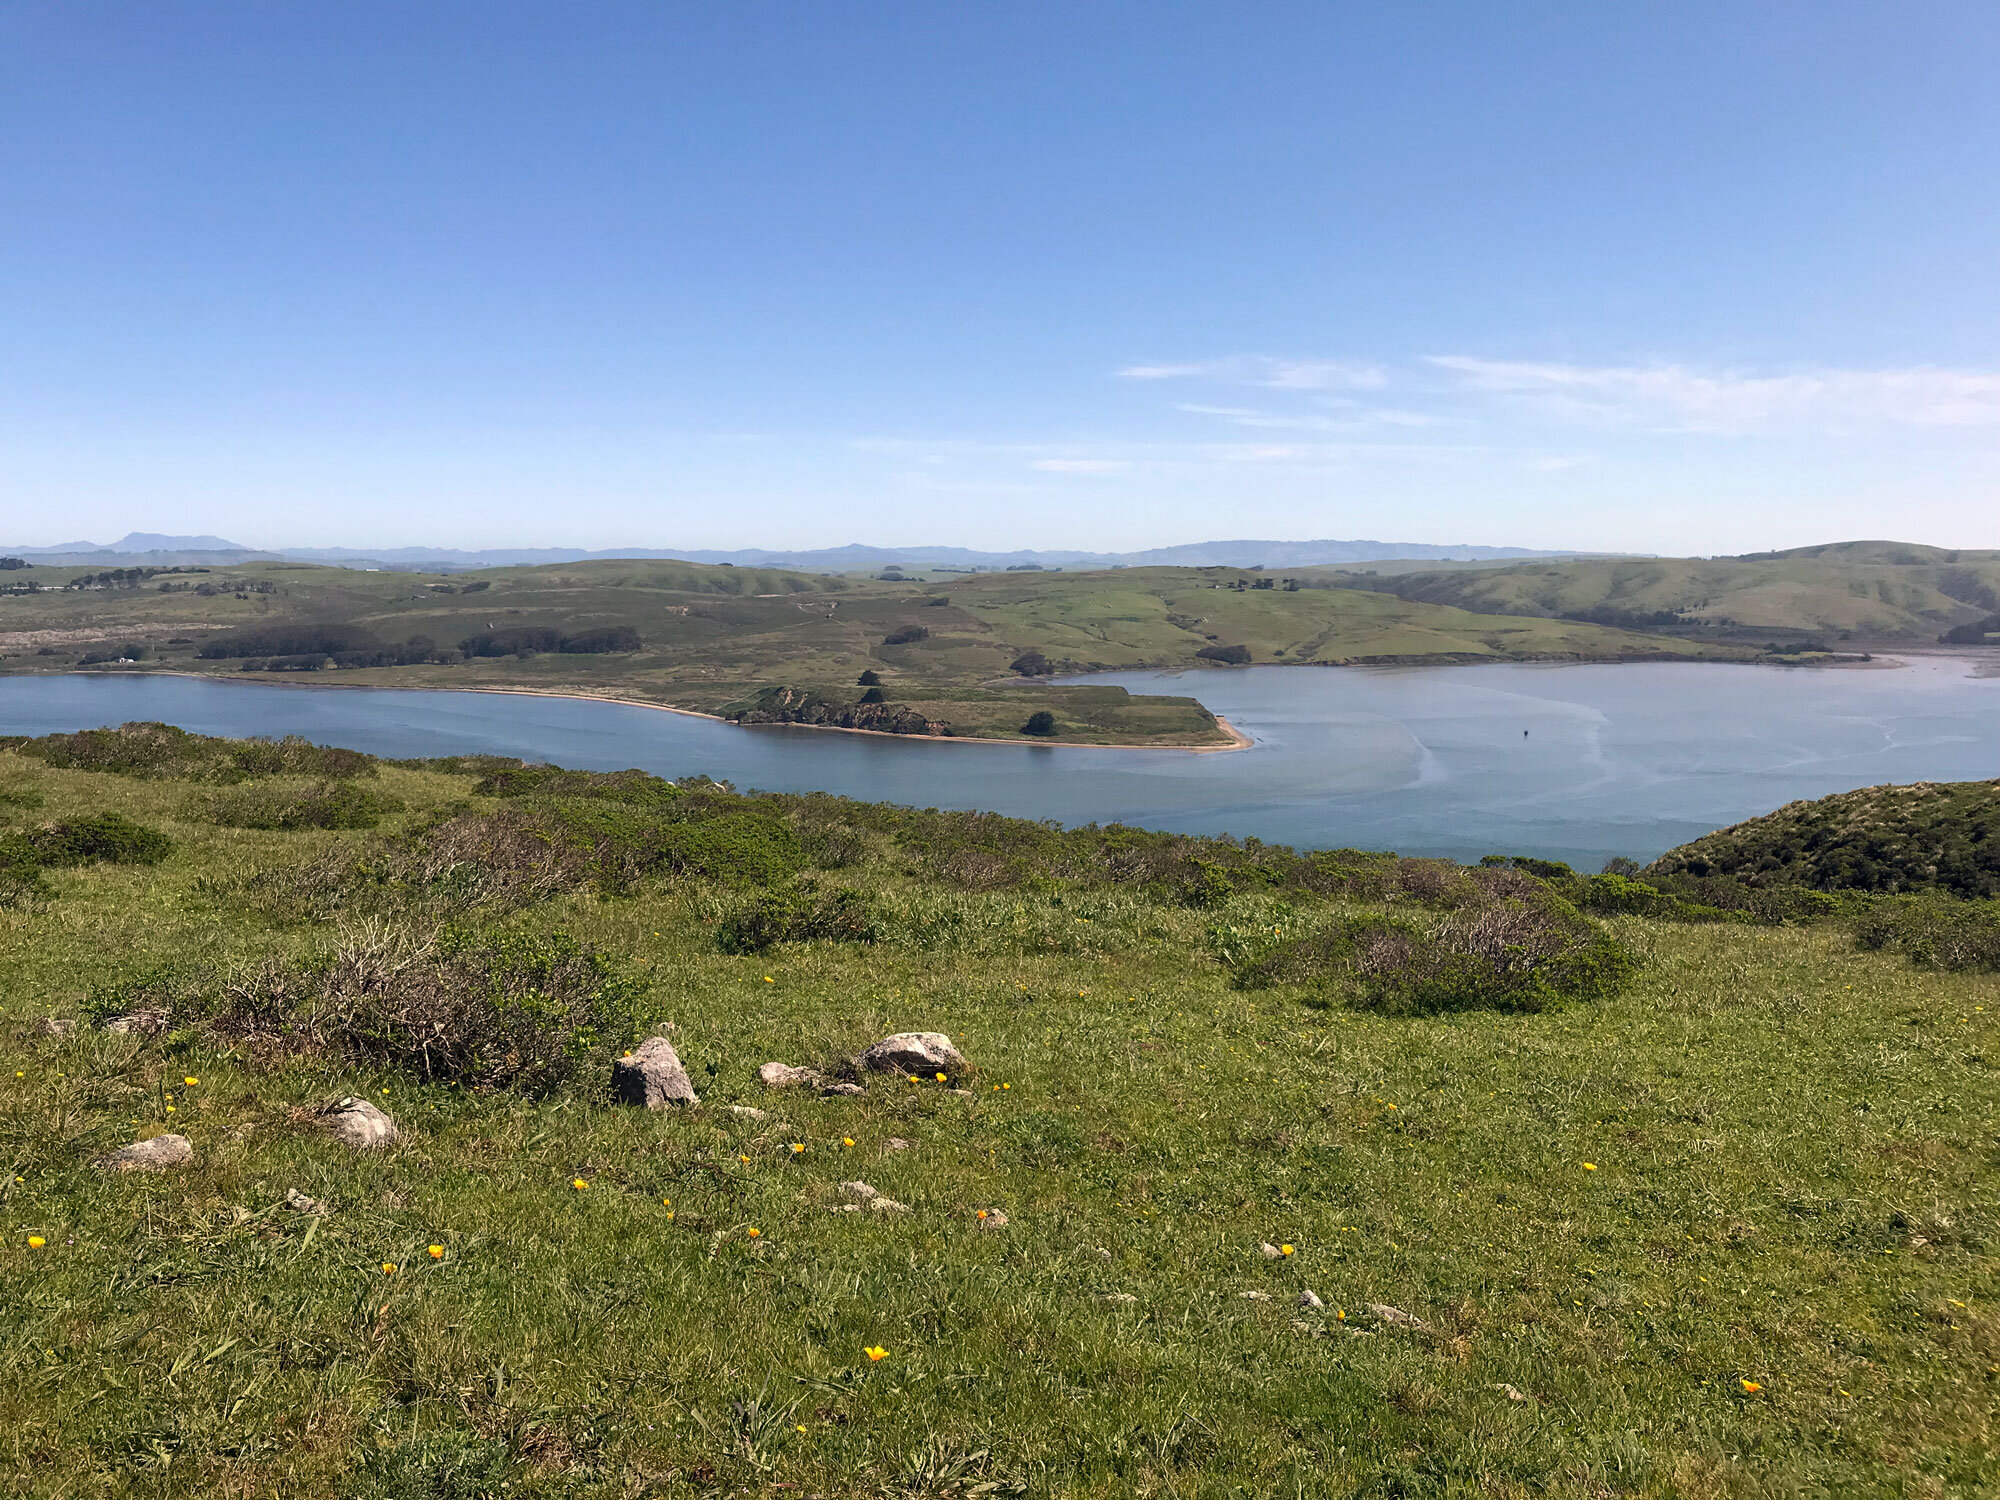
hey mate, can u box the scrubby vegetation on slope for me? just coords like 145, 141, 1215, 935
1651, 778, 2000, 900
2, 730, 1997, 1496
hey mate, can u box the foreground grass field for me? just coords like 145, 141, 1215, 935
2, 735, 1996, 1497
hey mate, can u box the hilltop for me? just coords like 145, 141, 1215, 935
0, 730, 1994, 1495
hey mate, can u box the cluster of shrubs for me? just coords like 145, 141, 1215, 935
205, 780, 404, 831
1855, 896, 2000, 973
458, 625, 641, 657
0, 813, 174, 906
6, 722, 374, 783
1195, 644, 1252, 665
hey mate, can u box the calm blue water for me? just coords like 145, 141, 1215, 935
2, 659, 1996, 867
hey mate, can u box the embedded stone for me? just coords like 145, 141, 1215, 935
612, 1037, 698, 1109
857, 1032, 968, 1078
323, 1095, 398, 1150
758, 1062, 821, 1090
99, 1133, 193, 1172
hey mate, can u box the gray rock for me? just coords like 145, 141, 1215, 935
884, 1137, 913, 1151
285, 1187, 327, 1215
101, 1010, 166, 1038
857, 1032, 968, 1079
99, 1133, 193, 1172
1496, 1383, 1528, 1403
868, 1196, 909, 1213
726, 1105, 770, 1122
1239, 1290, 1272, 1302
976, 1208, 1009, 1230
1367, 1302, 1427, 1329
34, 1016, 77, 1038
1296, 1290, 1325, 1311
1259, 1242, 1283, 1259
839, 1180, 881, 1201
758, 1062, 821, 1090
612, 1037, 698, 1109
323, 1095, 398, 1150
819, 1081, 865, 1097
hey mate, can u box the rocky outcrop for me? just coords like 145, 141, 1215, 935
728, 687, 955, 737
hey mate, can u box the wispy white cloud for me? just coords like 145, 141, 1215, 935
1117, 356, 1388, 391
1427, 356, 2000, 433
1177, 402, 1439, 432
1031, 457, 1132, 475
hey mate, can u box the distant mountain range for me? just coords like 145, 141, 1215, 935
2, 533, 1584, 573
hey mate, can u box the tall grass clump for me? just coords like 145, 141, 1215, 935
205, 779, 405, 830
717, 878, 879, 953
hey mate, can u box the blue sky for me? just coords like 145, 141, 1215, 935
4, 2, 1998, 554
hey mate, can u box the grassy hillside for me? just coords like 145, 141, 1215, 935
1328, 541, 2000, 642
0, 558, 1742, 746
2, 729, 1997, 1496
1651, 778, 2000, 898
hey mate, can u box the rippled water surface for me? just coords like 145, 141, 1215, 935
3, 658, 1996, 866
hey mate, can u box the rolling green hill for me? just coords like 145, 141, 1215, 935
1327, 541, 2000, 641
0, 558, 1743, 746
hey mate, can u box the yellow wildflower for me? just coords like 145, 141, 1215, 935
428, 1245, 444, 1259
183, 1077, 199, 1087
842, 1137, 855, 1147
864, 1345, 888, 1361
572, 1177, 589, 1191
382, 1262, 397, 1275
1583, 1162, 1598, 1171
935, 1072, 947, 1082
791, 1143, 805, 1154
1739, 1378, 1762, 1393
746, 1227, 761, 1238
26, 1236, 45, 1249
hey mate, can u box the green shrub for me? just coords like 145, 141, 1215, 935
718, 879, 879, 953
206, 780, 404, 830
1022, 710, 1058, 736
1234, 894, 1634, 1014
25, 813, 174, 867
1855, 895, 2000, 972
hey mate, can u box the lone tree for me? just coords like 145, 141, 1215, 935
857, 669, 882, 686
882, 624, 930, 646
1022, 710, 1057, 736
1009, 650, 1053, 676
859, 686, 885, 704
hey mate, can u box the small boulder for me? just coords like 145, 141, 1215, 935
839, 1180, 881, 1201
34, 1016, 77, 1038
285, 1187, 327, 1215
758, 1062, 821, 1090
975, 1208, 1009, 1230
858, 1032, 968, 1078
101, 1010, 167, 1038
612, 1037, 698, 1109
726, 1105, 770, 1122
99, 1134, 193, 1172
1296, 1290, 1325, 1311
1239, 1290, 1272, 1302
1367, 1302, 1427, 1329
819, 1081, 865, 1097
1259, 1242, 1283, 1259
869, 1196, 909, 1213
323, 1096, 398, 1151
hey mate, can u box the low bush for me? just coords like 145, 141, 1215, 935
212, 923, 642, 1091
206, 780, 405, 831
1855, 895, 2000, 972
717, 879, 879, 953
1233, 893, 1634, 1014
460, 625, 642, 657
20, 813, 174, 867
882, 624, 930, 645
1195, 644, 1251, 665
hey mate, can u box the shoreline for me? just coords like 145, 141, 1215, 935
13, 669, 1255, 755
